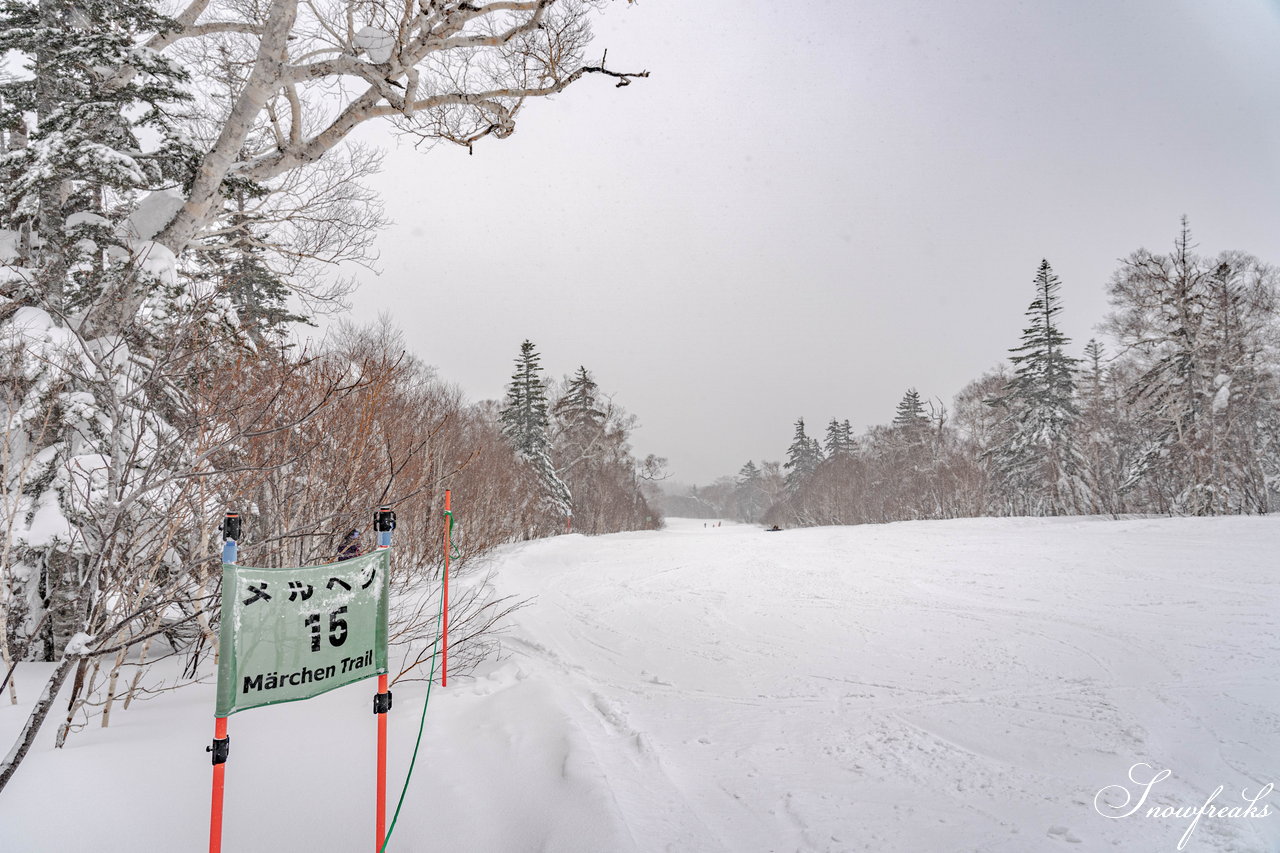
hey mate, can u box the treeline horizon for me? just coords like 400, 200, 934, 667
664, 220, 1280, 527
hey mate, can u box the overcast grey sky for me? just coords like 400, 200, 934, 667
330, 0, 1280, 484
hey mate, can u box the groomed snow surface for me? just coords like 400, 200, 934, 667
2, 516, 1277, 852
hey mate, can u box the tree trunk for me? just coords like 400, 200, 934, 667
122, 635, 156, 711
0, 596, 19, 705
100, 647, 128, 727
53, 657, 90, 747
154, 0, 300, 258
0, 654, 77, 794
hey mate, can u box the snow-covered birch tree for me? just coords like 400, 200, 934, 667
1104, 220, 1280, 513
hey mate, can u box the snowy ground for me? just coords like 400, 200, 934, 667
2, 516, 1278, 852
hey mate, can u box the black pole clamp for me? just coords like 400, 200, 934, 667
374, 507, 396, 532
207, 736, 230, 765
373, 691, 393, 714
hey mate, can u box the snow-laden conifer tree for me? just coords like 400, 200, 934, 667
892, 389, 926, 426
189, 189, 312, 344
878, 389, 941, 518
550, 366, 618, 532
0, 0, 208, 665
987, 260, 1082, 514
550, 365, 661, 534
501, 340, 554, 457
553, 367, 607, 459
824, 418, 856, 457
1075, 339, 1126, 514
783, 418, 824, 490
733, 460, 767, 521
500, 341, 572, 521
891, 388, 930, 443
0, 0, 194, 291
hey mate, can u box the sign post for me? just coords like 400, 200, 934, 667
208, 511, 239, 853
210, 517, 391, 852
373, 506, 396, 852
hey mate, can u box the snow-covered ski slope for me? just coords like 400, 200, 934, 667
2, 516, 1277, 852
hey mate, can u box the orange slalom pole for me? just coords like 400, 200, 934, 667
442, 489, 451, 688
209, 716, 228, 853
375, 671, 388, 851
375, 538, 391, 852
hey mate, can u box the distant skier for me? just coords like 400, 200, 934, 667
337, 529, 363, 561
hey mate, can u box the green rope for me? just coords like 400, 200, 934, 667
441, 509, 463, 561
378, 512, 452, 852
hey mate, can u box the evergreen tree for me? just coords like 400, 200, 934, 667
892, 389, 927, 427
783, 418, 824, 490
987, 260, 1081, 513
553, 366, 607, 463
1075, 339, 1122, 513
1081, 339, 1105, 387
881, 389, 938, 518
0, 0, 201, 663
197, 189, 310, 341
1111, 221, 1210, 511
0, 0, 193, 304
500, 341, 551, 456
825, 418, 857, 456
891, 388, 931, 445
549, 366, 605, 531
500, 341, 571, 518
734, 459, 765, 521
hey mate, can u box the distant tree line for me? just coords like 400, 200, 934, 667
686, 221, 1280, 526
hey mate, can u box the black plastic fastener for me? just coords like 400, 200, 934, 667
374, 691, 393, 714
207, 736, 230, 765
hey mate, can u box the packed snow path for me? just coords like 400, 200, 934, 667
1, 516, 1277, 852
456, 517, 1279, 853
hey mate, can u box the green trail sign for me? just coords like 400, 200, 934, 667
216, 549, 390, 717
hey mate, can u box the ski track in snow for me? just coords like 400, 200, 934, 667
1, 516, 1278, 852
